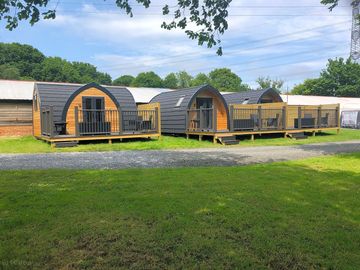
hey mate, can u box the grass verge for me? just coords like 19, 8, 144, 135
1, 153, 359, 269
0, 129, 359, 154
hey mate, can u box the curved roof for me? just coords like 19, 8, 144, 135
151, 84, 230, 134
35, 82, 136, 123
151, 84, 228, 110
223, 88, 283, 104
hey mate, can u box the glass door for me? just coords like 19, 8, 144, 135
196, 98, 213, 130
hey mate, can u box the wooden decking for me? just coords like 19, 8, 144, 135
187, 127, 340, 143
38, 132, 161, 143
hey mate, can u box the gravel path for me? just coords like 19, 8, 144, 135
0, 140, 359, 170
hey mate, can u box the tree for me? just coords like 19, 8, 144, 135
0, 64, 20, 80
191, 73, 210, 87
176, 71, 193, 88
131, 71, 163, 88
256, 76, 284, 93
163, 73, 178, 89
0, 1, 232, 55
209, 68, 245, 92
33, 57, 81, 83
291, 79, 319, 95
0, 43, 45, 78
72, 62, 112, 85
291, 58, 360, 97
113, 75, 135, 86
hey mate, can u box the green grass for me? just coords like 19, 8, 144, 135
1, 154, 360, 269
0, 129, 359, 153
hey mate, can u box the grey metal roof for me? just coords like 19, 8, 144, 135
0, 80, 34, 100
126, 87, 173, 103
150, 84, 228, 134
35, 82, 136, 123
223, 88, 283, 104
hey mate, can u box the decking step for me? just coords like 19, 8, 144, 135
53, 141, 78, 148
289, 132, 308, 140
219, 136, 240, 145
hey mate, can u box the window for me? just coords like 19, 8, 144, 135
175, 96, 185, 107
242, 99, 249, 104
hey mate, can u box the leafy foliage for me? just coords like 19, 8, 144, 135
292, 58, 360, 97
112, 75, 135, 86
209, 68, 248, 92
191, 73, 210, 87
176, 71, 193, 88
0, 42, 44, 79
0, 43, 112, 84
131, 71, 163, 88
256, 76, 284, 93
163, 73, 178, 89
0, 64, 21, 80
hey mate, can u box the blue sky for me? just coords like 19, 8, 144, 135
0, 0, 353, 91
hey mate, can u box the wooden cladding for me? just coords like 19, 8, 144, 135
0, 101, 32, 125
65, 87, 118, 135
189, 91, 228, 131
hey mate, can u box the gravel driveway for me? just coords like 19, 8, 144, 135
0, 140, 359, 170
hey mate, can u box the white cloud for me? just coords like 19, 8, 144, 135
37, 0, 352, 87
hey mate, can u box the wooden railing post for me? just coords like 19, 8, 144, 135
229, 105, 234, 132
317, 106, 322, 128
298, 106, 302, 129
74, 106, 79, 137
199, 107, 203, 130
282, 106, 287, 130
155, 107, 161, 134
118, 109, 123, 134
212, 105, 217, 131
258, 105, 262, 130
336, 104, 340, 128
40, 108, 44, 135
49, 106, 54, 138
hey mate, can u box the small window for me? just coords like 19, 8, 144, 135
175, 96, 185, 107
242, 99, 249, 104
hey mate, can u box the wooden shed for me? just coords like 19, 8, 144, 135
0, 80, 33, 136
150, 85, 229, 134
33, 82, 161, 144
223, 88, 283, 105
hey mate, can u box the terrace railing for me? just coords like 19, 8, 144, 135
75, 108, 159, 136
39, 106, 159, 138
230, 106, 285, 132
187, 107, 216, 132
229, 104, 340, 133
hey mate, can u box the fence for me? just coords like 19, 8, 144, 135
228, 103, 339, 133
40, 106, 159, 138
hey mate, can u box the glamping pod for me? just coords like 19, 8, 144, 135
150, 85, 229, 134
33, 82, 161, 144
223, 88, 283, 105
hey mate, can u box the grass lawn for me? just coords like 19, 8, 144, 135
1, 154, 359, 269
0, 129, 359, 154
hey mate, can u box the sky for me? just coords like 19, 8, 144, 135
0, 0, 354, 91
